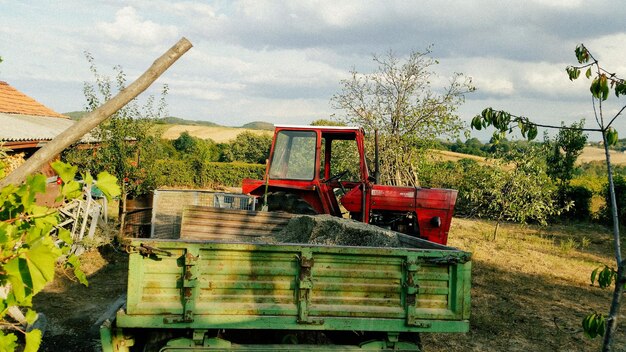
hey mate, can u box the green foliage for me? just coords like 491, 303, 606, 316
583, 312, 606, 339
601, 175, 626, 227
591, 265, 617, 289
173, 132, 196, 153
63, 52, 168, 199
557, 185, 593, 221
222, 132, 271, 164
544, 121, 588, 188
202, 162, 265, 187
458, 148, 560, 239
332, 49, 474, 186
151, 159, 195, 188
0, 160, 118, 351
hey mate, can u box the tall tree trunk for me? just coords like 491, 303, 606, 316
602, 131, 624, 352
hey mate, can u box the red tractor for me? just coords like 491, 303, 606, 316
242, 125, 458, 245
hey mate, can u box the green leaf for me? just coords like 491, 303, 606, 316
586, 68, 592, 79
591, 267, 599, 285
24, 329, 42, 352
95, 171, 121, 201
590, 77, 601, 99
4, 257, 32, 303
600, 75, 609, 101
62, 180, 82, 200
83, 172, 94, 187
615, 82, 626, 97
27, 174, 47, 194
51, 161, 77, 183
0, 331, 18, 351
606, 128, 619, 146
57, 227, 72, 245
25, 309, 38, 325
527, 125, 538, 141
66, 254, 89, 286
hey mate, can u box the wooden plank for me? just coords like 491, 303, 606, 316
180, 206, 293, 241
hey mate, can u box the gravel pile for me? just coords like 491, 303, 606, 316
272, 214, 402, 247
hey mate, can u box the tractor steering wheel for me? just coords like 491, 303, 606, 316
324, 170, 348, 194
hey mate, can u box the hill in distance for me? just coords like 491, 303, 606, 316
62, 112, 273, 130
241, 121, 274, 130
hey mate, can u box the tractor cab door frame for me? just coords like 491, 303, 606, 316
319, 129, 372, 221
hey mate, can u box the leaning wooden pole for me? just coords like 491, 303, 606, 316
0, 37, 193, 188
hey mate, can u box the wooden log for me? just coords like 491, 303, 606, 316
0, 37, 193, 188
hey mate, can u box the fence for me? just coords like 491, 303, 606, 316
150, 189, 257, 239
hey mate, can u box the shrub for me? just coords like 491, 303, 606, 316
557, 185, 593, 221
600, 175, 626, 227
202, 162, 265, 187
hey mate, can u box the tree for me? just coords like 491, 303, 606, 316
331, 49, 474, 186
461, 148, 559, 239
64, 52, 168, 200
472, 44, 626, 351
226, 132, 271, 164
544, 121, 588, 188
173, 131, 196, 153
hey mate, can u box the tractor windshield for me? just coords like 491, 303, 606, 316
269, 130, 317, 180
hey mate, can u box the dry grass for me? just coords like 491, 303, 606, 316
430, 149, 489, 164
161, 125, 271, 143
424, 218, 626, 351
579, 147, 626, 165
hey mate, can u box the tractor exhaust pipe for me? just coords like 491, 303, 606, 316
374, 129, 380, 184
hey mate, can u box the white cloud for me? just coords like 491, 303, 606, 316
95, 6, 179, 46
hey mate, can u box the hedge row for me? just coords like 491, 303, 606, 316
152, 159, 265, 188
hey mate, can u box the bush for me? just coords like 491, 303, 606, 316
152, 159, 196, 188
558, 185, 593, 221
202, 162, 265, 187
600, 175, 626, 227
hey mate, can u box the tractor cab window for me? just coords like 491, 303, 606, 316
320, 133, 361, 182
269, 130, 317, 180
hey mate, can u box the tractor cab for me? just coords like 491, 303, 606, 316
242, 125, 458, 245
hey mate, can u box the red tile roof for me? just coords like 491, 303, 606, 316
0, 81, 67, 118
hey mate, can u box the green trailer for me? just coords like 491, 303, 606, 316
101, 208, 471, 351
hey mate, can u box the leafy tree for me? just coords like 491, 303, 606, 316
461, 148, 559, 239
225, 132, 271, 164
544, 121, 588, 188
64, 52, 168, 200
472, 44, 626, 351
173, 131, 196, 153
0, 161, 119, 351
331, 49, 474, 186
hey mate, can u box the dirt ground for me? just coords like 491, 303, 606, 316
34, 245, 128, 352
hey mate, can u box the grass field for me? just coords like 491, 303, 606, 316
161, 124, 271, 143
425, 218, 626, 351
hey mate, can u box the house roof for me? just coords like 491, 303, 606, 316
0, 81, 86, 145
0, 112, 75, 142
0, 81, 67, 118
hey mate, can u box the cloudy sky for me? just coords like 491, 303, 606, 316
1, 0, 625, 141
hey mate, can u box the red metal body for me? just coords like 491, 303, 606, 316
242, 125, 457, 244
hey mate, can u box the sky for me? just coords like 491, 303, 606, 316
1, 0, 626, 141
